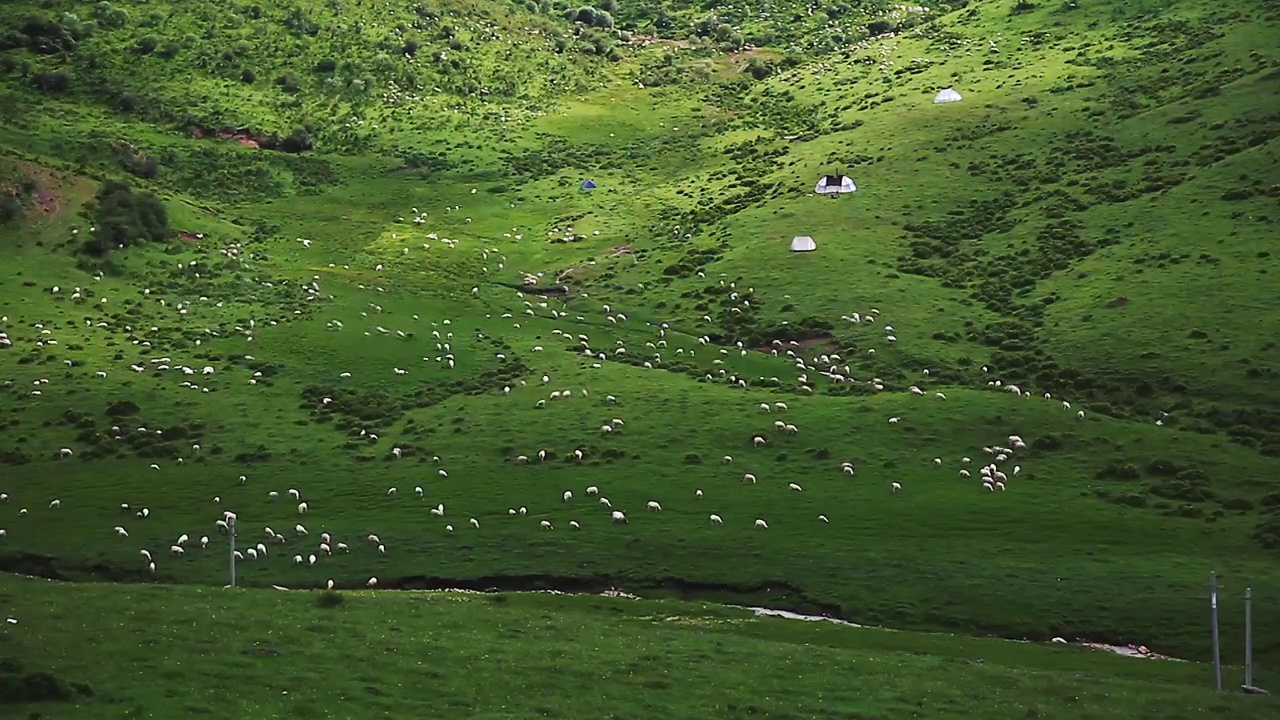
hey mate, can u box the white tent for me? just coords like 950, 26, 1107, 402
933, 87, 963, 104
815, 174, 856, 195
790, 236, 817, 252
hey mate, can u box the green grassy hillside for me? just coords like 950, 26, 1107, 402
2, 575, 1275, 719
1, 0, 1279, 692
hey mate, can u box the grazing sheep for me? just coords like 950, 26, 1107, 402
743, 473, 757, 484
200, 536, 209, 548
540, 520, 553, 530
891, 482, 902, 493
752, 436, 767, 447
818, 515, 829, 523
695, 489, 703, 498
299, 501, 311, 513
709, 514, 724, 525
563, 490, 573, 502
469, 517, 479, 528
788, 483, 802, 492
586, 486, 599, 495
367, 577, 378, 588
611, 511, 627, 524
646, 501, 662, 512
723, 455, 733, 463
754, 519, 768, 529
295, 524, 308, 536
170, 545, 185, 555
48, 499, 61, 509
377, 544, 386, 555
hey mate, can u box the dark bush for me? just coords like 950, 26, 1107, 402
106, 400, 140, 417
134, 35, 159, 55
32, 72, 70, 92
316, 590, 344, 608
1096, 461, 1140, 480
0, 193, 21, 224
1261, 491, 1280, 507
683, 452, 702, 464
1222, 497, 1255, 512
279, 128, 313, 153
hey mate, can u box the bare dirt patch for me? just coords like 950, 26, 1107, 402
753, 335, 839, 354
191, 127, 264, 149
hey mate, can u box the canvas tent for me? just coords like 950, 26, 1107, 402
933, 88, 963, 104
815, 174, 856, 195
790, 236, 817, 252
581, 179, 597, 189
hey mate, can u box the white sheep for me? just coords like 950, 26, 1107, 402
646, 501, 662, 512
723, 455, 733, 463
367, 577, 378, 588
695, 489, 703, 498
743, 473, 757, 484
788, 483, 802, 492
611, 511, 627, 524
114, 526, 129, 538
891, 482, 902, 493
752, 436, 767, 447
540, 520, 553, 530
586, 486, 599, 495
295, 524, 308, 536
754, 519, 768, 529
709, 514, 723, 525
469, 517, 479, 528
818, 515, 829, 523
563, 490, 573, 502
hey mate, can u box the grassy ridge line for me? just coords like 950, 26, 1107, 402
1, 572, 1275, 719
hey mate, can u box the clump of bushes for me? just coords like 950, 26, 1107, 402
82, 180, 170, 255
316, 590, 344, 608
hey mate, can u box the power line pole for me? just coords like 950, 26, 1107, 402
1244, 587, 1253, 690
229, 517, 238, 588
1210, 572, 1222, 692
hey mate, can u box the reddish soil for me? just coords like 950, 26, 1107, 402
177, 231, 203, 240
607, 245, 633, 255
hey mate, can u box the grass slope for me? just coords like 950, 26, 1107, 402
1, 0, 1279, 688
2, 574, 1276, 719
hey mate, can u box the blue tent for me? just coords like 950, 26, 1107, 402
581, 180, 597, 190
